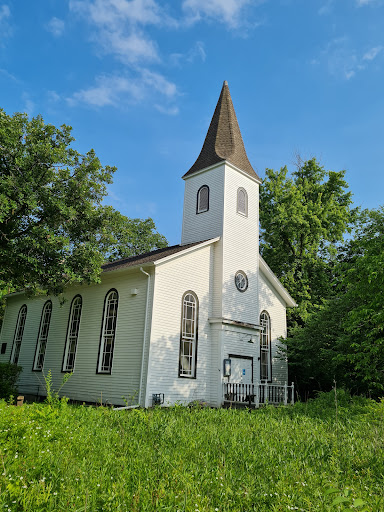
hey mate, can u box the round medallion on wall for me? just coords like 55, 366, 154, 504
235, 270, 248, 292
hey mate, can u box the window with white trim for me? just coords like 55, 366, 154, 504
10, 305, 27, 365
97, 290, 118, 374
197, 185, 209, 213
237, 187, 248, 216
260, 311, 271, 381
179, 291, 198, 378
62, 295, 82, 372
33, 301, 52, 371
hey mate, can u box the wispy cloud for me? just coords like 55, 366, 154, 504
22, 92, 35, 116
46, 17, 65, 37
69, 0, 175, 64
318, 0, 334, 15
68, 0, 263, 112
170, 41, 206, 67
314, 37, 384, 80
0, 4, 11, 42
363, 46, 383, 60
0, 67, 17, 82
67, 70, 179, 108
182, 0, 256, 28
356, 0, 379, 5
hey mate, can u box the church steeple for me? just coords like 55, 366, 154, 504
183, 81, 260, 181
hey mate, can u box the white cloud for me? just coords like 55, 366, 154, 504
0, 67, 17, 81
22, 92, 35, 116
0, 4, 11, 41
356, 0, 378, 5
155, 104, 179, 115
46, 17, 65, 37
318, 0, 334, 15
315, 38, 383, 80
67, 70, 178, 109
69, 0, 176, 63
68, 75, 143, 107
0, 4, 10, 21
170, 41, 206, 67
363, 46, 383, 60
182, 0, 254, 28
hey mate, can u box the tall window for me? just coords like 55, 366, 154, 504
260, 311, 271, 381
62, 295, 82, 372
197, 185, 209, 213
179, 291, 198, 378
97, 289, 118, 374
237, 187, 248, 216
10, 305, 27, 365
33, 301, 52, 371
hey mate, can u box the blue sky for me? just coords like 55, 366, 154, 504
1, 0, 383, 245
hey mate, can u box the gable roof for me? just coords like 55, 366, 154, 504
102, 240, 213, 273
183, 81, 261, 181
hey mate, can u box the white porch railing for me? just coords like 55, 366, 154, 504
223, 381, 294, 407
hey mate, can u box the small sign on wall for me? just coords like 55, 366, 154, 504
242, 369, 246, 375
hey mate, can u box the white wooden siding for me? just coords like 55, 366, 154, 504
0, 269, 150, 405
221, 164, 259, 324
258, 272, 288, 385
145, 244, 213, 406
181, 164, 225, 245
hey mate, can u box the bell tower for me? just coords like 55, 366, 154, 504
181, 81, 262, 325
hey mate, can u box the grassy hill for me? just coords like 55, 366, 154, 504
1, 391, 383, 511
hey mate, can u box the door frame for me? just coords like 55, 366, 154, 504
228, 354, 254, 383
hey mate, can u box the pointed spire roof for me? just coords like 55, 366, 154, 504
183, 81, 260, 181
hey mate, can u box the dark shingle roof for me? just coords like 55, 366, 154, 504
102, 240, 210, 273
183, 81, 261, 181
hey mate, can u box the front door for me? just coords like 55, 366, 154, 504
230, 356, 253, 384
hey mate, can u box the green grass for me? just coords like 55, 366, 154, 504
0, 392, 383, 511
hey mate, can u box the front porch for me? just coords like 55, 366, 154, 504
223, 381, 294, 408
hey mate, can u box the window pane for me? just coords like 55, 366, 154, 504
34, 302, 52, 370
98, 291, 118, 373
11, 305, 27, 365
63, 297, 82, 371
179, 292, 198, 377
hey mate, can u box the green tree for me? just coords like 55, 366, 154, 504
260, 157, 355, 330
285, 207, 384, 398
0, 109, 167, 299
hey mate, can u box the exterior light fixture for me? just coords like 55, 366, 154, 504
223, 358, 231, 377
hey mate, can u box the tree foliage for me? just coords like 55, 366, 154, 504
0, 109, 167, 297
260, 157, 355, 329
285, 207, 384, 398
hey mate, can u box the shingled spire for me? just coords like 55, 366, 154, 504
183, 81, 260, 181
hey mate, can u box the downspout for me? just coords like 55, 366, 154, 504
138, 267, 151, 406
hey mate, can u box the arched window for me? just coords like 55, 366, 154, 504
179, 291, 198, 378
10, 305, 27, 365
237, 187, 248, 216
197, 185, 209, 213
97, 289, 118, 374
62, 295, 82, 372
260, 311, 271, 381
33, 301, 52, 371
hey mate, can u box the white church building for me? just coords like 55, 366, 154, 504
0, 82, 296, 407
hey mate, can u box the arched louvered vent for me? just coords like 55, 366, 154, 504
197, 185, 209, 213
237, 187, 248, 216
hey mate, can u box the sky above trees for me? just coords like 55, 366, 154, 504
1, 0, 383, 244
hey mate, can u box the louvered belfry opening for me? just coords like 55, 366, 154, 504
197, 185, 209, 213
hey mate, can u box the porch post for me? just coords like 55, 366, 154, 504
291, 382, 295, 405
255, 380, 260, 408
284, 381, 288, 406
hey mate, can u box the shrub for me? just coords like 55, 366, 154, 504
0, 362, 22, 400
